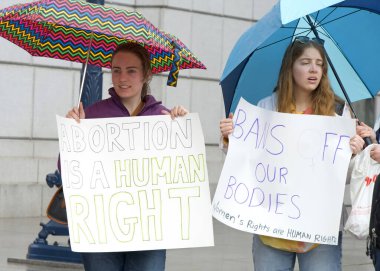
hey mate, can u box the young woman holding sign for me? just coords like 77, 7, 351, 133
219, 37, 364, 270
65, 42, 188, 271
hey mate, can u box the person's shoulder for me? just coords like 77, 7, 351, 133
84, 98, 113, 118
257, 93, 277, 110
85, 98, 111, 110
257, 95, 273, 105
142, 95, 168, 115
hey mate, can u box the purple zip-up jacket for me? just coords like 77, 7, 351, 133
85, 88, 169, 118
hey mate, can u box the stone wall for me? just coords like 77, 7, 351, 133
0, 0, 288, 217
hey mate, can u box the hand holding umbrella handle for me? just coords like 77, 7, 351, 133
356, 120, 374, 147
66, 102, 85, 123
363, 137, 372, 147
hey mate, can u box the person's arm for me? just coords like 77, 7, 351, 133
219, 113, 234, 153
341, 106, 371, 153
349, 134, 365, 155
356, 121, 377, 144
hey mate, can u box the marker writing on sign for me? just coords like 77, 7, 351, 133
232, 109, 285, 156
224, 176, 301, 220
59, 118, 192, 153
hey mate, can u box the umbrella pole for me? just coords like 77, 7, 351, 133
325, 52, 357, 116
77, 32, 94, 108
305, 16, 372, 146
305, 16, 357, 118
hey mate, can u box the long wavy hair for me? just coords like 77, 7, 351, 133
111, 42, 152, 98
276, 39, 335, 116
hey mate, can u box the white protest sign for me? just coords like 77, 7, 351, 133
212, 98, 355, 245
56, 113, 214, 252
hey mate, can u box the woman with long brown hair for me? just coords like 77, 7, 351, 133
219, 36, 364, 270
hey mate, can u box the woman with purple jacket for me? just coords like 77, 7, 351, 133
66, 42, 188, 271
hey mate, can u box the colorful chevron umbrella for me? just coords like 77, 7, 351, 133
0, 0, 206, 87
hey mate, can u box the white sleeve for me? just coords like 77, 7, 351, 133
340, 103, 353, 118
257, 93, 277, 111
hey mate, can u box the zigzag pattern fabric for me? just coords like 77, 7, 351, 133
167, 47, 181, 87
0, 0, 206, 74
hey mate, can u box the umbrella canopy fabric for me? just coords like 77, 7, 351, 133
280, 0, 345, 24
0, 0, 205, 85
221, 0, 380, 114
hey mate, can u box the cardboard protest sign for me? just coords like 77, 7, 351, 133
56, 113, 214, 252
212, 98, 355, 245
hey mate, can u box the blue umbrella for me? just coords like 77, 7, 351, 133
221, 0, 380, 116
